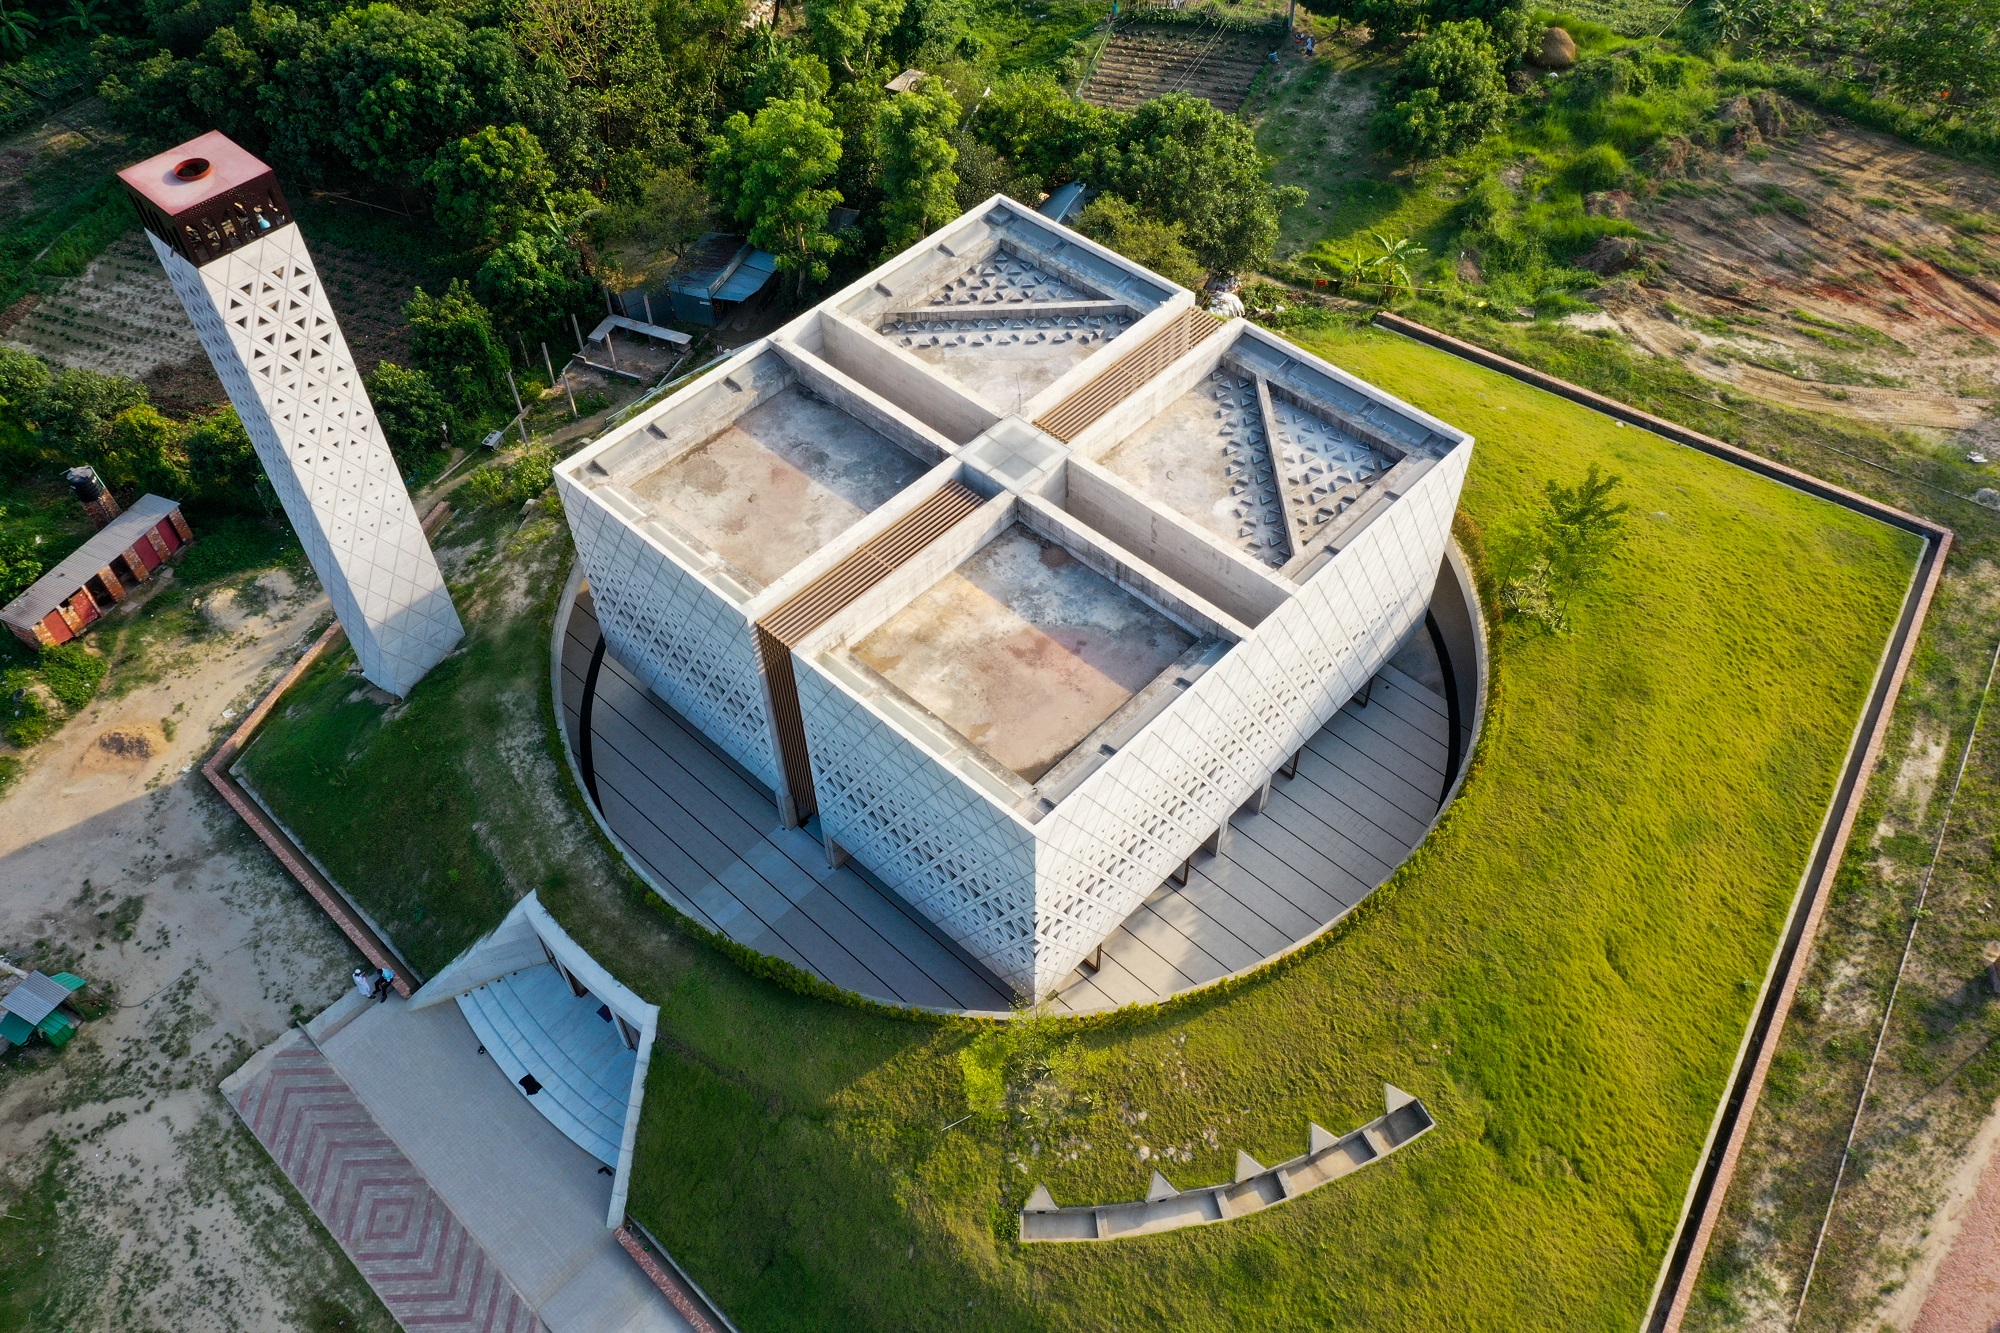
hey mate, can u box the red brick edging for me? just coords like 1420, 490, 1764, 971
200, 501, 455, 1000
614, 1224, 724, 1333
1368, 313, 1951, 1331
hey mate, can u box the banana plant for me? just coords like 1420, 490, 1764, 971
59, 0, 111, 36
0, 2, 38, 57
1370, 232, 1429, 297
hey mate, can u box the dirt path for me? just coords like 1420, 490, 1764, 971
0, 576, 393, 1331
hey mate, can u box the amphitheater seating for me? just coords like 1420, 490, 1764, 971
456, 964, 637, 1166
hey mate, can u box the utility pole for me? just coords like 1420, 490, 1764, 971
506, 369, 528, 444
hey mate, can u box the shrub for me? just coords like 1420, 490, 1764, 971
366, 362, 453, 470
38, 644, 106, 713
2, 671, 56, 748
1560, 142, 1632, 193
463, 444, 555, 508
0, 347, 48, 417
34, 366, 148, 458
0, 527, 41, 605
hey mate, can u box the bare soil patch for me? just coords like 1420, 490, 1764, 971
0, 574, 392, 1332
1594, 119, 2000, 433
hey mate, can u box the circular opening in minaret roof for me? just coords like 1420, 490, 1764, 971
173, 158, 212, 181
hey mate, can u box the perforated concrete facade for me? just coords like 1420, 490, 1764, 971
562, 196, 1471, 1000
147, 225, 460, 696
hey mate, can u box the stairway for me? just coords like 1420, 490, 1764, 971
457, 965, 637, 1166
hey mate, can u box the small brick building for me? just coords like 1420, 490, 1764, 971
2, 494, 193, 648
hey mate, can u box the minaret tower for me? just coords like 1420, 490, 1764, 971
118, 132, 462, 696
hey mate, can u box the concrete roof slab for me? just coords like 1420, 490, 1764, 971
849, 524, 1196, 783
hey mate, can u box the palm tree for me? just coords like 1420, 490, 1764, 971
0, 2, 38, 57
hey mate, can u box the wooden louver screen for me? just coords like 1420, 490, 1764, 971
756, 479, 984, 820
1033, 307, 1225, 443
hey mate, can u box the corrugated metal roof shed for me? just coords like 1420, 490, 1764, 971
1, 971, 71, 1026
714, 248, 779, 302
1, 494, 184, 633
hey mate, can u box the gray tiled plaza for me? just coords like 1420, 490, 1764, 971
317, 996, 692, 1333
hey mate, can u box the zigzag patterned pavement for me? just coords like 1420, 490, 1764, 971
227, 1031, 546, 1333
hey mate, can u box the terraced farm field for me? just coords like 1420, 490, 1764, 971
1079, 22, 1279, 112
3, 228, 427, 412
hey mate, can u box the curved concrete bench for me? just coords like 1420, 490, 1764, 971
1019, 1085, 1434, 1242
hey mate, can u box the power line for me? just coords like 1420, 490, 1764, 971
1792, 631, 2000, 1325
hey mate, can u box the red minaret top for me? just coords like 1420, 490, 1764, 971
116, 131, 293, 268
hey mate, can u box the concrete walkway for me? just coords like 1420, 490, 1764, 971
230, 996, 694, 1333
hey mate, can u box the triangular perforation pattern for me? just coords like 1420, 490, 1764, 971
150, 228, 462, 696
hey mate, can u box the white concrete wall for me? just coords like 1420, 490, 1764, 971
1025, 445, 1469, 996
795, 650, 1041, 991
558, 471, 782, 796
152, 228, 461, 697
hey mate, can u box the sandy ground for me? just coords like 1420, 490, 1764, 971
0, 573, 393, 1332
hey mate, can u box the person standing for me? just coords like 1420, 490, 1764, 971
375, 966, 395, 1001
352, 967, 377, 1000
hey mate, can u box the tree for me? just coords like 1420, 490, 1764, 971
365, 363, 452, 471
740, 42, 833, 112
406, 281, 511, 410
264, 4, 518, 186
1539, 464, 1629, 613
875, 79, 960, 253
476, 230, 594, 336
1371, 232, 1428, 294
1870, 0, 2000, 110
0, 2, 38, 57
427, 124, 589, 248
805, 0, 906, 77
508, 0, 686, 151
591, 166, 711, 290
1497, 464, 1630, 629
706, 96, 844, 298
978, 75, 1120, 186
1100, 94, 1305, 276
1074, 195, 1206, 290
889, 0, 972, 67
1376, 19, 1509, 157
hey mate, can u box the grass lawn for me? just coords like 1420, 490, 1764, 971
241, 326, 1919, 1329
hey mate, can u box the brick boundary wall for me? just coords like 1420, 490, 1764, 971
1367, 313, 1952, 1332
614, 1222, 733, 1333
201, 501, 455, 1001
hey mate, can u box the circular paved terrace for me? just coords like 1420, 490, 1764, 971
552, 552, 1486, 1017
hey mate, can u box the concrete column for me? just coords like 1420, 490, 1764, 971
1201, 820, 1231, 857
823, 831, 851, 870
1243, 779, 1273, 815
